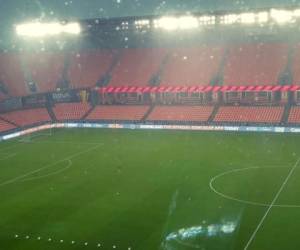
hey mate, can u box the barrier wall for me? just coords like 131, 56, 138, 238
1, 122, 300, 142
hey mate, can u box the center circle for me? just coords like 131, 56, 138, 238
209, 166, 300, 208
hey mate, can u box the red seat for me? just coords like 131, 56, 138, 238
53, 103, 91, 121
161, 46, 224, 86
288, 106, 300, 123
86, 105, 149, 121
0, 53, 27, 97
22, 52, 64, 93
0, 108, 51, 126
109, 48, 167, 86
224, 43, 288, 85
214, 106, 284, 123
147, 106, 213, 122
0, 119, 15, 133
291, 44, 300, 85
68, 50, 115, 89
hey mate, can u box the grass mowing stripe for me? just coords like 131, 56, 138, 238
244, 157, 300, 250
0, 144, 102, 187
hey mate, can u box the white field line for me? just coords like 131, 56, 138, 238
0, 144, 102, 187
29, 140, 104, 145
0, 143, 23, 152
0, 137, 102, 153
0, 153, 17, 161
20, 159, 72, 182
244, 158, 300, 250
209, 166, 300, 208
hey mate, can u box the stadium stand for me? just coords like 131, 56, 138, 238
223, 43, 288, 85
109, 48, 167, 86
214, 106, 284, 123
86, 105, 149, 121
0, 53, 27, 97
288, 106, 300, 123
147, 106, 214, 122
0, 119, 16, 133
292, 43, 300, 85
53, 102, 91, 121
68, 50, 115, 89
160, 46, 224, 86
22, 52, 64, 93
0, 108, 51, 127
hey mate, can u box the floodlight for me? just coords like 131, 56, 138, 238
140, 19, 150, 25
199, 15, 216, 25
270, 9, 294, 24
222, 14, 239, 24
257, 12, 269, 23
16, 22, 81, 37
293, 9, 300, 17
135, 19, 150, 29
240, 13, 256, 24
178, 16, 199, 29
155, 17, 179, 30
63, 23, 81, 34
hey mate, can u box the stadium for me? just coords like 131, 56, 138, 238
2, 1, 300, 249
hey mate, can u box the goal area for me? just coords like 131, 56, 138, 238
18, 127, 53, 143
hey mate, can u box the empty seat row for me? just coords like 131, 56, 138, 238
214, 106, 284, 123
0, 119, 15, 133
0, 43, 296, 98
23, 52, 65, 93
0, 53, 28, 97
288, 106, 300, 123
86, 105, 149, 121
147, 106, 213, 122
4, 105, 300, 134
223, 43, 288, 86
161, 47, 223, 86
0, 108, 51, 127
68, 50, 116, 89
53, 103, 91, 121
110, 48, 167, 86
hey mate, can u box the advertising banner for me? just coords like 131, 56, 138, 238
23, 94, 46, 107
52, 90, 79, 103
2, 123, 300, 142
0, 97, 22, 112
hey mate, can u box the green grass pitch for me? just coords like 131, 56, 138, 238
1, 128, 300, 250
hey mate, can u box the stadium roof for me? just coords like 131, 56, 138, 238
1, 0, 300, 49
2, 0, 300, 21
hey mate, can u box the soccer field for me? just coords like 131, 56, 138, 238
1, 128, 300, 250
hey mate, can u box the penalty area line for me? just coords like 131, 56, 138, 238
244, 157, 300, 250
0, 144, 102, 187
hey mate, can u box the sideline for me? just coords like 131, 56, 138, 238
243, 158, 300, 249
